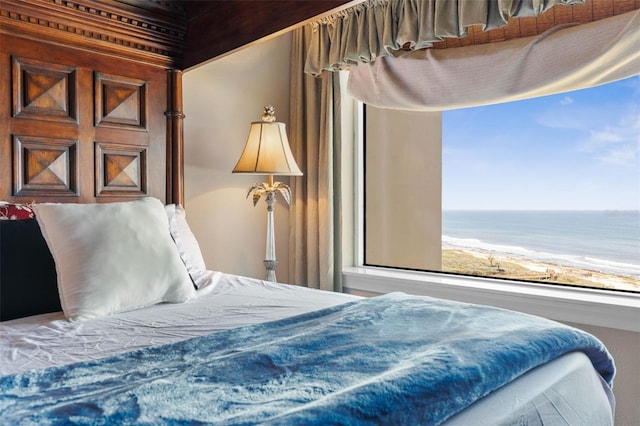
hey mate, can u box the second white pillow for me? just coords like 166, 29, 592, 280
165, 204, 212, 289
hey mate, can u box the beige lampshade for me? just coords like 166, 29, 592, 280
233, 120, 302, 175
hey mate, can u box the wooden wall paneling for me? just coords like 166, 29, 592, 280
502, 17, 522, 41
614, 0, 636, 14
471, 25, 490, 45
535, 5, 557, 33
455, 28, 476, 48
432, 0, 639, 50
553, 2, 576, 26
441, 36, 462, 49
593, 0, 614, 19
573, 0, 595, 23
486, 27, 506, 44
517, 16, 539, 37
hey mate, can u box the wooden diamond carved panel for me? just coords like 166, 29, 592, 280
12, 57, 77, 122
95, 73, 147, 129
13, 136, 78, 196
96, 142, 148, 197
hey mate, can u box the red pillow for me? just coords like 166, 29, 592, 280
0, 202, 35, 220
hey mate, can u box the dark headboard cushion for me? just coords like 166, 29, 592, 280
0, 218, 61, 321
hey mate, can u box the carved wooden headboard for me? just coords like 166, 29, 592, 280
0, 0, 186, 205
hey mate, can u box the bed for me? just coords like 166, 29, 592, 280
0, 1, 617, 424
0, 198, 617, 425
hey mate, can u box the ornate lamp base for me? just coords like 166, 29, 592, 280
246, 175, 292, 283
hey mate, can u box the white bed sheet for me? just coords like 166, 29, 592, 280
0, 272, 614, 424
0, 272, 357, 375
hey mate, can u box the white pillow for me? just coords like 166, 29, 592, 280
165, 204, 212, 289
33, 198, 196, 321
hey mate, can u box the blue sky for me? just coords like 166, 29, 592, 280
442, 76, 640, 210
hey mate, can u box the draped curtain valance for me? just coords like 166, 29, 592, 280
348, 9, 640, 111
305, 0, 584, 76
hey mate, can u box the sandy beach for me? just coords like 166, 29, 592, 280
442, 248, 640, 292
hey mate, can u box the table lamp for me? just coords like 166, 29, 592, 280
232, 105, 302, 282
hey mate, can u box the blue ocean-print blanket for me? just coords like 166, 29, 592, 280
0, 293, 615, 425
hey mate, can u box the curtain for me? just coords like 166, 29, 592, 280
348, 9, 640, 110
289, 25, 343, 292
305, 0, 584, 76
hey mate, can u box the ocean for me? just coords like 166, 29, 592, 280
442, 210, 640, 279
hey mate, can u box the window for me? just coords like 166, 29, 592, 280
364, 77, 639, 293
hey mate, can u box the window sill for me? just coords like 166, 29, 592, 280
343, 266, 640, 332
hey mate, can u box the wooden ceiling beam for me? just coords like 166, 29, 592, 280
180, 0, 356, 70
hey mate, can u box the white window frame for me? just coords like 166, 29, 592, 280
341, 100, 640, 333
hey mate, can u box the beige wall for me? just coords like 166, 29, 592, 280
182, 33, 293, 282
365, 106, 442, 270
